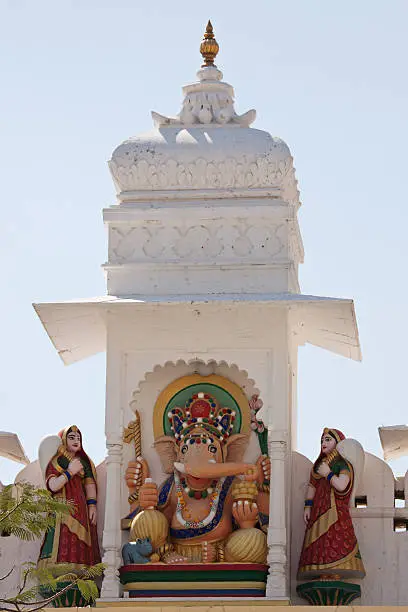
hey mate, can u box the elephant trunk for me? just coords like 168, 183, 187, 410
174, 461, 258, 481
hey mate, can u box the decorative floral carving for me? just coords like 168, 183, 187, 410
109, 151, 298, 205
151, 91, 256, 128
150, 60, 256, 128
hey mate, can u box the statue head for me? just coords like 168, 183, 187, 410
59, 425, 82, 455
178, 430, 223, 469
319, 427, 345, 459
133, 537, 153, 557
154, 392, 248, 482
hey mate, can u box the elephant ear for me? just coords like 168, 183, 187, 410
225, 433, 249, 463
154, 436, 178, 474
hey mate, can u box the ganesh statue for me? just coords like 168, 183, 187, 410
123, 384, 270, 569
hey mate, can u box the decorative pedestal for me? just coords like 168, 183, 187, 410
296, 580, 361, 606
120, 563, 268, 597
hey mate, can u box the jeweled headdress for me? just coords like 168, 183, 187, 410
167, 392, 236, 444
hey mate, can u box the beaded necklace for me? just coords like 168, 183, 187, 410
180, 476, 217, 499
174, 470, 225, 529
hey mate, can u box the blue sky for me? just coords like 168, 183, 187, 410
1, 0, 408, 483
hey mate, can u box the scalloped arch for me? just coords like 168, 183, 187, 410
129, 358, 259, 414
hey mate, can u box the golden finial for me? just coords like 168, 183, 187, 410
200, 20, 219, 67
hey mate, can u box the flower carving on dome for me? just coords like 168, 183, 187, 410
152, 89, 256, 129
109, 151, 299, 207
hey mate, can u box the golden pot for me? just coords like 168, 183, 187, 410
231, 481, 258, 502
130, 509, 169, 549
225, 528, 267, 564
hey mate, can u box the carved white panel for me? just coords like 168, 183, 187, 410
108, 220, 288, 265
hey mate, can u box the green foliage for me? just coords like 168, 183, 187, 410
1, 564, 105, 610
0, 483, 72, 541
0, 483, 105, 611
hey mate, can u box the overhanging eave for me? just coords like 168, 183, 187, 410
33, 293, 361, 366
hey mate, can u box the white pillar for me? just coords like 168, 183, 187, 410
266, 429, 288, 598
100, 435, 123, 599
265, 342, 290, 600
100, 331, 123, 600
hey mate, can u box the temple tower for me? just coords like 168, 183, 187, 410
34, 22, 361, 602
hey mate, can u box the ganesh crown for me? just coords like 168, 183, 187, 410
167, 392, 236, 444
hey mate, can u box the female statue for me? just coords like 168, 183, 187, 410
38, 425, 101, 568
298, 428, 365, 579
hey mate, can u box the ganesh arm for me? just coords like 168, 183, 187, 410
255, 490, 269, 533
256, 490, 269, 516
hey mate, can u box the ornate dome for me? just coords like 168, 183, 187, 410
109, 22, 299, 207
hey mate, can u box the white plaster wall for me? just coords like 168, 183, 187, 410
0, 462, 44, 600
354, 453, 398, 605
0, 536, 41, 601
105, 263, 297, 297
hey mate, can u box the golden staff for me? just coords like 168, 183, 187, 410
123, 410, 142, 490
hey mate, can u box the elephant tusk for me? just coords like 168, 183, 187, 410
174, 462, 186, 473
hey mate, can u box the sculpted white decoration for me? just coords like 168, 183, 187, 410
108, 50, 300, 207
109, 149, 298, 198
151, 65, 256, 128
108, 221, 286, 264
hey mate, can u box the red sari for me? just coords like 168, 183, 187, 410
298, 455, 365, 578
38, 430, 101, 569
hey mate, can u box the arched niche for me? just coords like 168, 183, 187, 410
121, 359, 263, 492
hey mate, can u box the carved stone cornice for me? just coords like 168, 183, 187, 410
109, 142, 299, 207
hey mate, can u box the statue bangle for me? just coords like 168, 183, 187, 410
304, 499, 313, 507
128, 491, 139, 504
327, 471, 335, 483
63, 470, 72, 481
86, 498, 97, 506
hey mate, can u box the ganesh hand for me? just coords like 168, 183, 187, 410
232, 499, 259, 529
125, 457, 149, 493
242, 464, 260, 482
139, 481, 159, 509
256, 455, 270, 484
